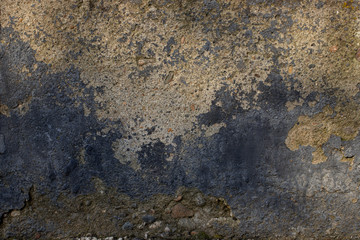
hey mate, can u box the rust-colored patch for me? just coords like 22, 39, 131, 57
329, 45, 338, 53
288, 65, 293, 74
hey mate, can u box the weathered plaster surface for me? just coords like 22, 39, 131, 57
2, 0, 360, 238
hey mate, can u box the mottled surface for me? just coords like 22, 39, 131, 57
2, 0, 360, 239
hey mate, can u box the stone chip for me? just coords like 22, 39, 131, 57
171, 203, 194, 218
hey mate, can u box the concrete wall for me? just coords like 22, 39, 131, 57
2, 0, 360, 238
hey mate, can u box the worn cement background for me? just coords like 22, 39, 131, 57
2, 0, 360, 239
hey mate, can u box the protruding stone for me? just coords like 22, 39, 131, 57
194, 193, 206, 207
10, 210, 20, 217
149, 221, 162, 229
122, 222, 133, 230
178, 218, 195, 229
174, 195, 182, 202
142, 214, 156, 224
329, 45, 338, 53
164, 71, 174, 84
137, 59, 146, 66
171, 203, 194, 218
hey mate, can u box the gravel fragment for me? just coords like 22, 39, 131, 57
142, 214, 156, 224
308, 64, 316, 69
149, 221, 162, 229
122, 222, 134, 230
329, 45, 338, 53
171, 203, 194, 218
194, 193, 206, 207
164, 71, 174, 84
356, 48, 360, 61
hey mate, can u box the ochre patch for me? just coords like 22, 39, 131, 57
3, 0, 360, 164
0, 104, 10, 117
286, 103, 360, 164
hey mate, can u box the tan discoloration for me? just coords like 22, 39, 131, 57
112, 138, 141, 171
286, 103, 360, 164
78, 148, 86, 165
0, 104, 10, 117
312, 148, 328, 164
204, 123, 226, 138
0, 1, 271, 155
3, 1, 360, 238
82, 103, 91, 117
3, 0, 360, 166
181, 36, 186, 45
15, 95, 33, 116
281, 2, 360, 111
341, 155, 355, 170
289, 5, 360, 98
286, 98, 304, 111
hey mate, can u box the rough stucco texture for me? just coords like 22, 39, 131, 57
2, 0, 360, 239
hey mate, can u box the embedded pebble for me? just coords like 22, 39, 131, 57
329, 45, 338, 53
137, 222, 146, 229
178, 218, 195, 229
164, 71, 174, 84
142, 214, 156, 224
308, 64, 316, 69
181, 36, 185, 44
171, 203, 194, 218
174, 195, 182, 202
122, 222, 134, 230
10, 210, 20, 217
149, 221, 162, 229
344, 149, 355, 158
194, 193, 206, 207
356, 48, 360, 61
137, 59, 146, 66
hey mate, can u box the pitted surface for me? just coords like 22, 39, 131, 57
2, 0, 360, 239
